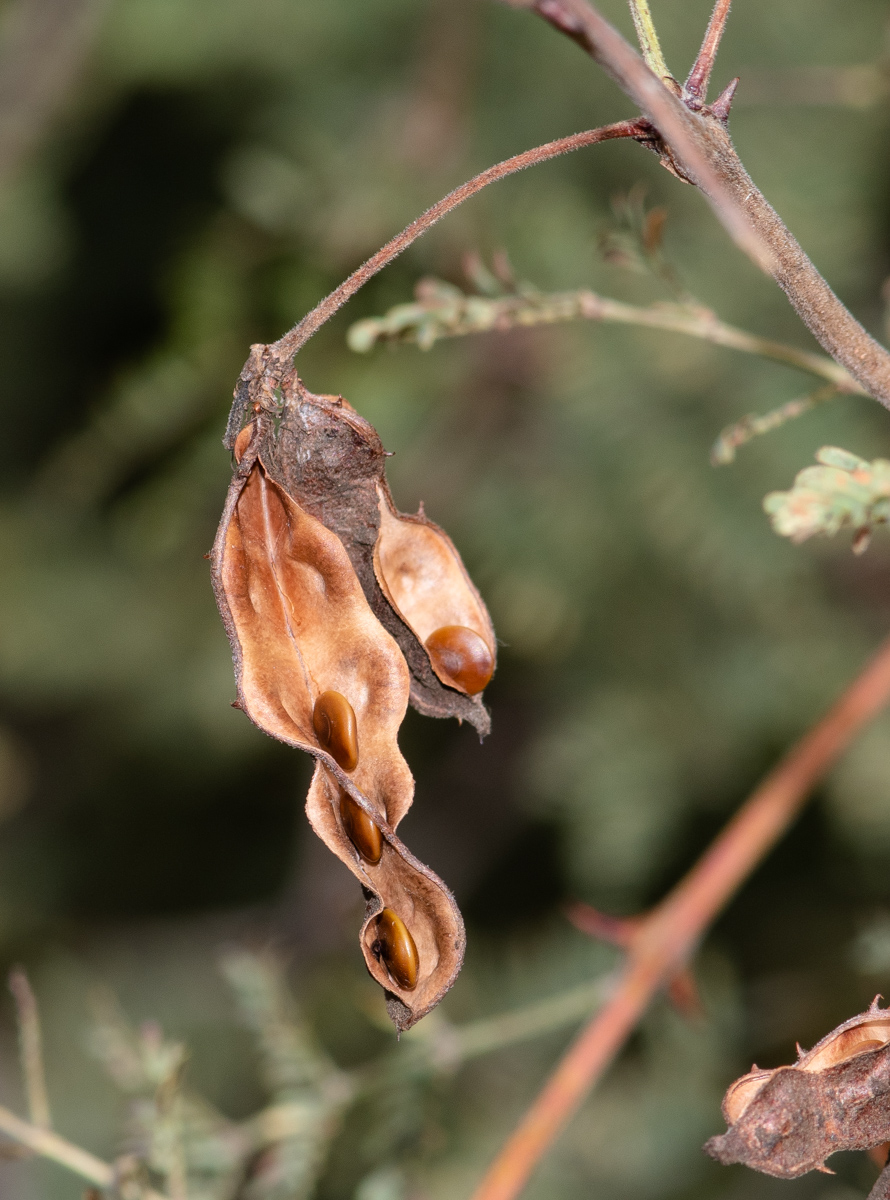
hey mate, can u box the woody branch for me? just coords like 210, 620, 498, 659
516, 0, 890, 406
469, 634, 890, 1200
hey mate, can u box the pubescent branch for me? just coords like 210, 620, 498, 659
520, 0, 890, 407
626, 0, 668, 80
274, 123, 638, 364
225, 120, 644, 446
469, 632, 890, 1200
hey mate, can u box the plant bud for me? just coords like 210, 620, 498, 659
313, 691, 359, 771
375, 907, 418, 990
340, 789, 382, 864
424, 625, 494, 695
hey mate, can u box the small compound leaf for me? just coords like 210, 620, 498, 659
706, 1001, 890, 1178
764, 446, 890, 548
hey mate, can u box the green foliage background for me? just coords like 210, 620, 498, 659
2, 0, 890, 1196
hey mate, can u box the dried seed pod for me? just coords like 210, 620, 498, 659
705, 996, 890, 1179
339, 787, 382, 864
212, 446, 465, 1029
375, 491, 496, 697
255, 380, 495, 733
313, 691, 359, 771
373, 907, 419, 990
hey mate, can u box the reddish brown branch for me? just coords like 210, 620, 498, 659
685, 0, 732, 102
522, 0, 890, 408
272, 121, 641, 366
469, 632, 890, 1200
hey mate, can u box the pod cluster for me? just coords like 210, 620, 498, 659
211, 375, 496, 1030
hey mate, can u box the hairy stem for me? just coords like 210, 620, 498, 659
270, 121, 640, 366
0, 1105, 171, 1200
527, 0, 890, 407
627, 0, 669, 79
685, 0, 732, 100
469, 633, 890, 1200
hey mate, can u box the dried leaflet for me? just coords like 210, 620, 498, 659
705, 997, 890, 1189
212, 374, 495, 1028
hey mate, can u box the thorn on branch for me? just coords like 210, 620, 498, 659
566, 902, 640, 947
709, 77, 739, 123
566, 902, 703, 1018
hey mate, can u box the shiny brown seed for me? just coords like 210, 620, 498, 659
374, 907, 419, 990
339, 789, 382, 864
424, 625, 494, 695
313, 691, 359, 771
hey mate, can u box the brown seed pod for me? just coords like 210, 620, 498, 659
705, 997, 890, 1179
255, 378, 495, 733
211, 446, 465, 1029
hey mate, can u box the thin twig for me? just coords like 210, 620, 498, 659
469, 632, 890, 1200
0, 1104, 171, 1200
350, 285, 865, 393
272, 121, 640, 365
685, 0, 732, 101
8, 968, 51, 1130
710, 383, 841, 465
524, 0, 890, 407
626, 0, 669, 80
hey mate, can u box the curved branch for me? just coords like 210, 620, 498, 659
469, 632, 890, 1200
271, 121, 640, 364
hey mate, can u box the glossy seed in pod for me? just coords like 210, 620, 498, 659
313, 691, 359, 771
424, 625, 494, 695
339, 789, 382, 864
374, 907, 419, 990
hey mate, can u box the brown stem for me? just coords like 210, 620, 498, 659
525, 0, 890, 407
685, 0, 732, 102
270, 121, 641, 366
469, 632, 890, 1200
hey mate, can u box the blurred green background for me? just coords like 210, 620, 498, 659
2, 0, 890, 1196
